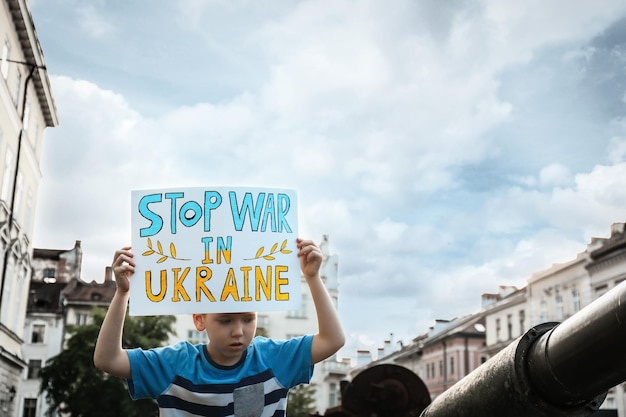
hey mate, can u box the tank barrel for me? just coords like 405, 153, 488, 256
527, 278, 626, 405
420, 280, 626, 417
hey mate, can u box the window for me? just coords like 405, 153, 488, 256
24, 188, 34, 236
1, 40, 9, 79
43, 267, 56, 282
438, 360, 443, 377
75, 313, 89, 326
287, 294, 307, 318
27, 359, 42, 379
23, 398, 37, 417
519, 309, 525, 335
427, 363, 434, 379
13, 68, 21, 106
1, 148, 14, 203
449, 357, 455, 375
507, 314, 513, 340
23, 95, 31, 129
187, 329, 208, 345
31, 324, 45, 343
329, 382, 337, 407
14, 171, 23, 216
495, 318, 501, 341
555, 294, 564, 321
595, 284, 608, 299
572, 287, 580, 313
539, 300, 548, 323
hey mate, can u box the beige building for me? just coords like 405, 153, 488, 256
483, 222, 626, 415
0, 0, 57, 415
481, 285, 527, 356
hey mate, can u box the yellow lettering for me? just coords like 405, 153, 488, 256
275, 265, 289, 301
255, 265, 272, 301
145, 270, 167, 302
240, 266, 252, 301
217, 248, 231, 264
196, 266, 215, 302
202, 237, 214, 264
172, 267, 191, 302
220, 268, 239, 301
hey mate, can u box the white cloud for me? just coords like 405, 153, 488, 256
30, 0, 626, 352
538, 163, 572, 188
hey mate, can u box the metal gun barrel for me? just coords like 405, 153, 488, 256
527, 278, 626, 405
420, 280, 626, 417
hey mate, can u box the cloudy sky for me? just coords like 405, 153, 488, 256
28, 0, 626, 358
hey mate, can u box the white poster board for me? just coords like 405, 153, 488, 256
129, 186, 300, 316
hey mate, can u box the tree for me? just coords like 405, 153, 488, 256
287, 383, 317, 417
40, 307, 175, 417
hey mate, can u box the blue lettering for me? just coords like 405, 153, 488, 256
261, 193, 276, 232
230, 192, 266, 231
179, 200, 202, 228
165, 192, 184, 234
277, 193, 292, 233
138, 194, 163, 237
204, 191, 222, 232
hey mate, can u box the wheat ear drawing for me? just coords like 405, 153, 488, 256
142, 238, 191, 263
244, 239, 292, 261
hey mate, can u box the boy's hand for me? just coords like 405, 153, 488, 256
112, 246, 135, 294
296, 238, 322, 280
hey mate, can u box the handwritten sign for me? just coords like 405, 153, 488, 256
129, 186, 300, 316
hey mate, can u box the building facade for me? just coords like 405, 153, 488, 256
483, 222, 626, 415
481, 285, 527, 357
0, 0, 57, 415
18, 241, 116, 417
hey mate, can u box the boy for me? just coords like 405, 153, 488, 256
94, 238, 345, 416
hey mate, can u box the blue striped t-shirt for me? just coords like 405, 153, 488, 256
126, 335, 314, 417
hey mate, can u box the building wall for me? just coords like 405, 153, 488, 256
420, 334, 486, 398
0, 1, 57, 416
488, 223, 626, 416
527, 254, 590, 327
483, 290, 526, 355
18, 243, 87, 417
19, 312, 64, 417
585, 223, 626, 416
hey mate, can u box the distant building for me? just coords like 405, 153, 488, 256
364, 313, 487, 399
347, 312, 487, 406
168, 235, 349, 414
0, 0, 58, 414
485, 222, 626, 416
19, 241, 115, 417
481, 285, 526, 357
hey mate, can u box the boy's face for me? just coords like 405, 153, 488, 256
192, 312, 257, 366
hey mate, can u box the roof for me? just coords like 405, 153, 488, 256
32, 247, 66, 260
27, 280, 67, 313
62, 278, 117, 305
6, 0, 58, 126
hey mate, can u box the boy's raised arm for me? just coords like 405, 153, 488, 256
93, 247, 134, 379
297, 238, 345, 364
